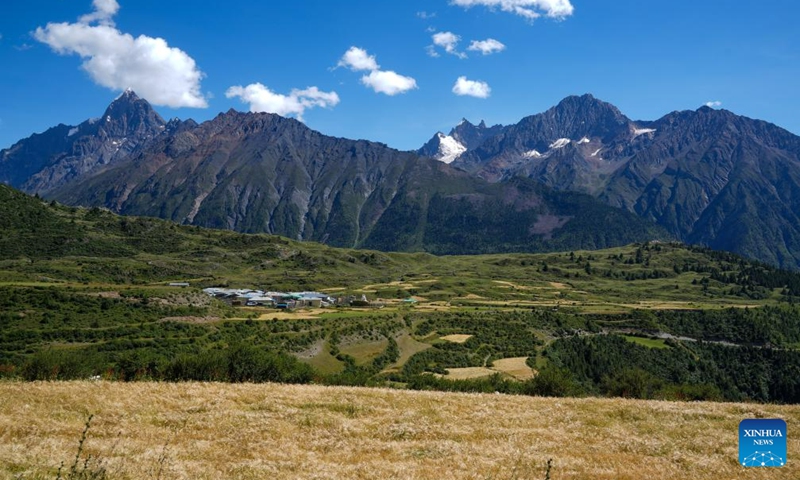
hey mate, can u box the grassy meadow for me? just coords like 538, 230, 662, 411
4, 197, 800, 402
1, 381, 798, 480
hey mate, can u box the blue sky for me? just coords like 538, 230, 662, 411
1, 0, 798, 151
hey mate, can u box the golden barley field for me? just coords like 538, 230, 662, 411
0, 381, 798, 479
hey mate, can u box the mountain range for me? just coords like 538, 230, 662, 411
419, 95, 800, 269
0, 91, 665, 255
1, 92, 799, 268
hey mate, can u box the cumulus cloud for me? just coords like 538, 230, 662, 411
452, 76, 491, 98
34, 0, 207, 108
337, 47, 380, 72
451, 0, 574, 20
432, 31, 467, 58
79, 0, 120, 25
361, 70, 418, 96
705, 101, 723, 108
468, 38, 506, 55
337, 47, 418, 96
226, 83, 339, 120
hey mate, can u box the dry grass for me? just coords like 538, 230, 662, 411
619, 301, 764, 310
491, 357, 536, 381
1, 381, 798, 480
492, 280, 537, 291
442, 367, 497, 380
158, 316, 220, 324
256, 308, 328, 320
460, 294, 485, 299
440, 334, 474, 344
444, 358, 535, 381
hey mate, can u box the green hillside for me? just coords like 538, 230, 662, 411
3, 184, 800, 403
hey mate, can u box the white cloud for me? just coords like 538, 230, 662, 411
225, 83, 339, 121
452, 76, 491, 98
337, 47, 380, 72
337, 47, 418, 96
432, 31, 467, 58
468, 38, 506, 55
425, 45, 440, 58
705, 101, 722, 108
34, 0, 207, 108
417, 11, 437, 19
361, 70, 418, 96
451, 0, 574, 20
79, 0, 120, 26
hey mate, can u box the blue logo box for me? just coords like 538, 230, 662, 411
739, 419, 787, 467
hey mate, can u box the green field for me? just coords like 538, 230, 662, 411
622, 335, 670, 349
3, 185, 800, 403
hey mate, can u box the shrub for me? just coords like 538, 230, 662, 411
522, 365, 583, 398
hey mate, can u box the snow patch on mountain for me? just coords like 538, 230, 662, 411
577, 137, 590, 144
434, 133, 467, 164
591, 148, 602, 157
523, 150, 542, 158
67, 127, 79, 137
549, 138, 571, 149
633, 128, 657, 137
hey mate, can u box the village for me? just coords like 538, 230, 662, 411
202, 287, 399, 309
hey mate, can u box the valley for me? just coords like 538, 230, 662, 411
4, 1, 799, 478
3, 142, 800, 478
3, 184, 800, 404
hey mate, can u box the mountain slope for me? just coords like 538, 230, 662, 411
3, 181, 799, 300
0, 90, 167, 194
47, 108, 667, 254
442, 95, 800, 269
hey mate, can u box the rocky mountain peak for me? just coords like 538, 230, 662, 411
0, 91, 172, 194
98, 90, 165, 138
548, 94, 628, 131
481, 94, 631, 148
449, 118, 507, 152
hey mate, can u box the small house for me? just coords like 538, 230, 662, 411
245, 296, 275, 307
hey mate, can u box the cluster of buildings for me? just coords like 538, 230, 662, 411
202, 288, 369, 309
